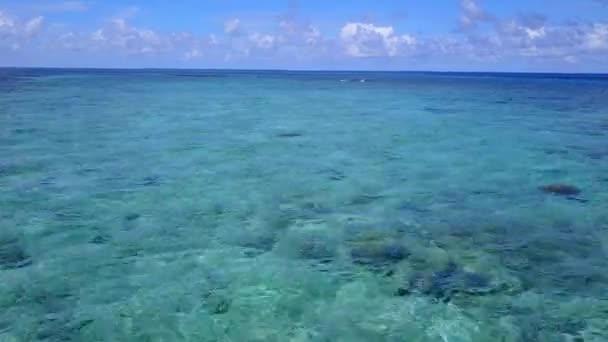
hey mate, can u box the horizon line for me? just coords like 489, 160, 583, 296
1, 66, 607, 76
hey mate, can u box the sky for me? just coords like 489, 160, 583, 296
0, 0, 607, 72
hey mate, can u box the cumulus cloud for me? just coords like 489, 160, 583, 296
24, 16, 44, 36
249, 32, 275, 49
224, 18, 241, 35
2, 2, 608, 71
89, 18, 167, 54
409, 0, 600, 66
459, 0, 491, 28
44, 15, 200, 58
278, 19, 321, 46
184, 48, 202, 60
219, 12, 329, 63
340, 22, 415, 57
0, 11, 16, 32
584, 23, 608, 50
514, 17, 605, 55
0, 10, 45, 52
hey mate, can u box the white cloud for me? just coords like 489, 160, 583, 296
340, 22, 415, 57
24, 16, 44, 36
249, 32, 275, 49
89, 18, 168, 54
0, 10, 16, 31
184, 48, 202, 60
278, 20, 321, 46
461, 0, 484, 18
182, 34, 219, 60
584, 23, 608, 50
55, 31, 83, 50
47, 17, 219, 62
525, 26, 546, 40
0, 10, 44, 52
218, 17, 329, 63
459, 0, 491, 28
305, 26, 320, 45
224, 18, 241, 35
453, 14, 608, 64
2, 3, 607, 71
439, 2, 608, 66
208, 33, 219, 46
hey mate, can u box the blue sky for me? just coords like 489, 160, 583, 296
1, 1, 607, 72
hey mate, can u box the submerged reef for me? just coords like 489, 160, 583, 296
0, 234, 31, 270
397, 262, 510, 303
540, 184, 581, 196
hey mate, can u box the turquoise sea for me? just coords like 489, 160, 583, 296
1, 68, 608, 341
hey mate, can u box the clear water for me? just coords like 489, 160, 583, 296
1, 69, 608, 341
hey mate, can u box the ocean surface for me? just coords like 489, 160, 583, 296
1, 68, 608, 341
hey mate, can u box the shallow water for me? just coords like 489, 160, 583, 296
1, 69, 608, 341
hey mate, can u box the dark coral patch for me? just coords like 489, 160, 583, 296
0, 236, 32, 269
349, 235, 409, 267
401, 263, 503, 303
276, 132, 303, 138
351, 244, 408, 264
124, 213, 141, 221
540, 184, 581, 196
